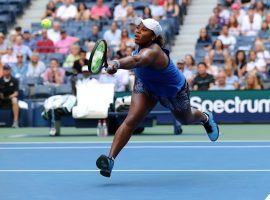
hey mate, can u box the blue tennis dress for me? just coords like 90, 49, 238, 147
133, 47, 186, 97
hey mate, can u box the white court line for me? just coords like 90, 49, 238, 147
1, 145, 270, 150
1, 140, 270, 144
1, 169, 270, 172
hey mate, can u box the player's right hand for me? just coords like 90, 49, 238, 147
106, 61, 118, 75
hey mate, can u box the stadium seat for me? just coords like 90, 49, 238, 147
54, 84, 73, 95
32, 85, 54, 99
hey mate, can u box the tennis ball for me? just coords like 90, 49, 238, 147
41, 18, 52, 29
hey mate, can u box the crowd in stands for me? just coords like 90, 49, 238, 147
1, 0, 270, 127
192, 0, 270, 91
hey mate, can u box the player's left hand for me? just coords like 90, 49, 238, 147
106, 61, 118, 75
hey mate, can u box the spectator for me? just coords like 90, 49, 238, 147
8, 30, 18, 46
0, 32, 7, 55
120, 28, 135, 47
103, 21, 121, 47
235, 50, 247, 80
73, 49, 88, 74
204, 55, 219, 77
142, 6, 152, 19
22, 30, 36, 51
206, 16, 222, 36
241, 8, 262, 36
55, 30, 80, 54
150, 0, 165, 20
196, 28, 212, 50
255, 0, 265, 16
75, 2, 90, 21
63, 44, 80, 68
26, 53, 46, 78
43, 59, 65, 86
90, 0, 111, 21
224, 64, 239, 89
47, 21, 61, 44
13, 35, 32, 61
254, 40, 270, 64
36, 29, 55, 53
176, 58, 185, 72
209, 39, 228, 65
225, 56, 237, 71
86, 41, 95, 60
128, 22, 136, 39
241, 72, 262, 90
193, 62, 215, 91
11, 53, 28, 82
164, 0, 179, 18
56, 0, 77, 21
164, 0, 179, 34
87, 24, 101, 43
115, 42, 127, 59
228, 15, 241, 37
210, 71, 235, 90
184, 54, 197, 86
0, 64, 19, 128
15, 26, 22, 37
231, 3, 245, 26
114, 0, 129, 21
246, 50, 267, 76
218, 4, 230, 24
1, 46, 17, 65
217, 25, 236, 51
258, 21, 270, 42
42, 0, 56, 20
126, 6, 137, 21
212, 7, 225, 26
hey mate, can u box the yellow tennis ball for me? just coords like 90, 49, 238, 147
41, 18, 52, 29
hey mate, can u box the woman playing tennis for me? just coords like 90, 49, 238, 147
96, 18, 219, 177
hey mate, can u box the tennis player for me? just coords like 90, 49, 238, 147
96, 18, 219, 177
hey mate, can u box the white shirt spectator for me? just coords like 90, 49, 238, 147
103, 29, 121, 47
241, 13, 262, 36
149, 4, 164, 19
56, 4, 78, 21
47, 29, 61, 44
246, 59, 266, 72
257, 50, 270, 61
114, 4, 128, 20
217, 34, 236, 51
226, 75, 239, 88
1, 54, 17, 65
26, 61, 46, 78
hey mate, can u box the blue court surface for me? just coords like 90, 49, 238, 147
1, 141, 270, 200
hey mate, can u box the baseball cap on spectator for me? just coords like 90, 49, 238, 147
0, 32, 4, 38
82, 65, 89, 72
231, 3, 240, 10
3, 64, 11, 70
177, 59, 185, 64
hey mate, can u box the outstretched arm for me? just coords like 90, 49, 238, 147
106, 48, 158, 74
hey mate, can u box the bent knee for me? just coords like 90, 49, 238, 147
124, 114, 141, 128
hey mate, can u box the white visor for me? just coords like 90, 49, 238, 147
135, 18, 162, 37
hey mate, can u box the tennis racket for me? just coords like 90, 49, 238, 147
88, 39, 108, 74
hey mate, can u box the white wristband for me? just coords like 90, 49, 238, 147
112, 60, 121, 69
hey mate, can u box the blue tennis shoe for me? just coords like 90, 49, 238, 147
96, 155, 114, 177
202, 111, 219, 142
